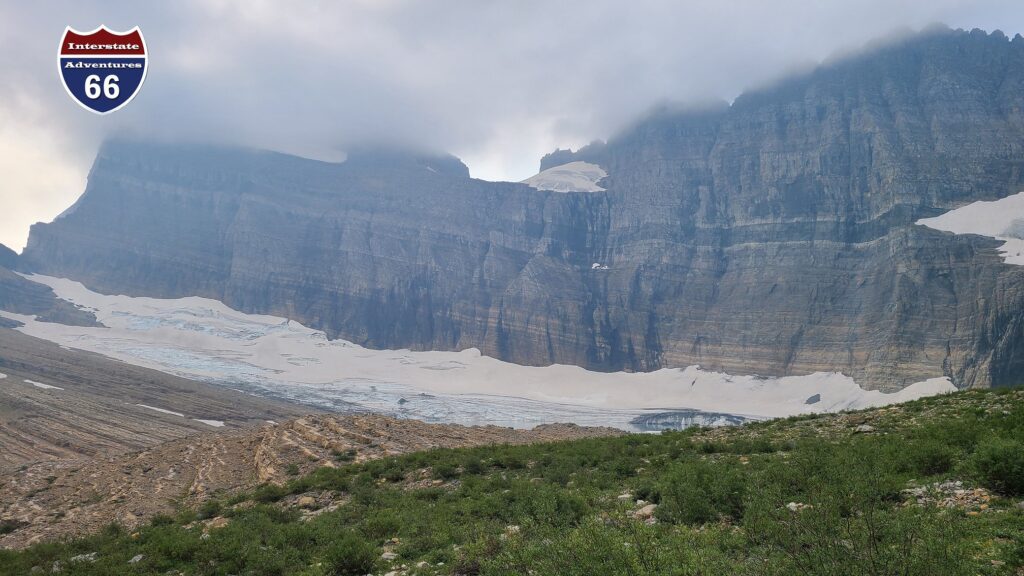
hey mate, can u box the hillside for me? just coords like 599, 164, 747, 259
0, 328, 305, 471
2, 388, 1022, 575
0, 413, 621, 550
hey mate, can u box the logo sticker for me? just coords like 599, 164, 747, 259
59, 25, 147, 114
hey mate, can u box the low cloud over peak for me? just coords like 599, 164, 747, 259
2, 0, 1024, 250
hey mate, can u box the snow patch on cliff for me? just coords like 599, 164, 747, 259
522, 161, 607, 193
1, 274, 956, 431
917, 191, 1024, 265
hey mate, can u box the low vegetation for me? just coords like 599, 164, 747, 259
2, 389, 1023, 575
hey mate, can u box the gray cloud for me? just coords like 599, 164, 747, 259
2, 0, 1024, 250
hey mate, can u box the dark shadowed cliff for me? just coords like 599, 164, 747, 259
0, 243, 99, 327
21, 27, 1024, 391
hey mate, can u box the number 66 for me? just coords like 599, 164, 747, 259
85, 74, 120, 99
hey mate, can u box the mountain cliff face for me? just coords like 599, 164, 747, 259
0, 243, 17, 270
0, 243, 99, 327
21, 28, 1024, 391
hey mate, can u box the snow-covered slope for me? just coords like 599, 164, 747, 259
1, 274, 955, 430
522, 161, 607, 192
917, 191, 1024, 265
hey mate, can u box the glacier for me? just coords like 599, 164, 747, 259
0, 274, 955, 431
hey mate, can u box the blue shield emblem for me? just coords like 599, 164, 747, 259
59, 25, 148, 114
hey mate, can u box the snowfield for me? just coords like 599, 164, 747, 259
0, 274, 956, 431
522, 161, 607, 193
917, 190, 1024, 265
136, 404, 185, 418
24, 379, 63, 390
194, 419, 226, 427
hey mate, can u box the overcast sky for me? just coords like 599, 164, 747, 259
1, 0, 1023, 251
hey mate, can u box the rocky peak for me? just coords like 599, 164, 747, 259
0, 243, 17, 270
344, 146, 470, 179
538, 140, 609, 172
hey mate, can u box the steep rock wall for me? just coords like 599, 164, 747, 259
23, 28, 1024, 390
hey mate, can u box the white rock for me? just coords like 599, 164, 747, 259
634, 504, 658, 519
786, 502, 812, 512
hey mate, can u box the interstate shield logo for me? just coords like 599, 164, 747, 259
59, 26, 147, 114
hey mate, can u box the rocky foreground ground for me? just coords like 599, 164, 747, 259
2, 388, 1021, 575
0, 412, 621, 549
0, 320, 622, 550
0, 328, 305, 470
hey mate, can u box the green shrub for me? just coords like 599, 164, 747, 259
433, 461, 459, 480
362, 510, 403, 540
970, 438, 1024, 495
150, 513, 176, 526
656, 459, 745, 525
494, 452, 526, 470
633, 481, 661, 504
323, 533, 377, 576
745, 495, 971, 575
540, 460, 576, 486
519, 486, 588, 527
742, 440, 973, 575
0, 520, 25, 535
909, 442, 956, 476
696, 441, 722, 454
253, 483, 288, 503
462, 456, 486, 474
381, 463, 406, 482
196, 499, 222, 520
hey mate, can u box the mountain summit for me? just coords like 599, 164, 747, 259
20, 27, 1024, 392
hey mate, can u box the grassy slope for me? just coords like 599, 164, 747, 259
3, 388, 1023, 576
